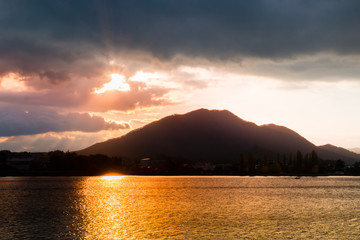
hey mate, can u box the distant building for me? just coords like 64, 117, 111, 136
139, 158, 151, 168
193, 162, 215, 172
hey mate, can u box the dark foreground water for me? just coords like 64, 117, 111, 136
1, 176, 360, 239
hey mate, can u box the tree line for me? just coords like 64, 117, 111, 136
0, 150, 123, 176
1, 149, 360, 176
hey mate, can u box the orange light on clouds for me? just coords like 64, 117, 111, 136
0, 137, 12, 143
0, 73, 28, 91
94, 74, 130, 94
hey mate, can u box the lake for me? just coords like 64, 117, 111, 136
1, 176, 360, 239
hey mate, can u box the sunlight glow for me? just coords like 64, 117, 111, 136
94, 74, 130, 94
0, 73, 28, 91
0, 137, 12, 143
101, 174, 125, 180
129, 71, 161, 82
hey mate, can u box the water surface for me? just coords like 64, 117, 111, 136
1, 176, 360, 239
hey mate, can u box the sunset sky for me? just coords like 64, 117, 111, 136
1, 0, 360, 152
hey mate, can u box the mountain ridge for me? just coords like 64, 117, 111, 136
318, 144, 360, 164
78, 109, 359, 164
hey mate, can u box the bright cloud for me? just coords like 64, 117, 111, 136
94, 74, 130, 93
0, 73, 29, 92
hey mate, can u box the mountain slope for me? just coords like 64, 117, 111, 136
78, 109, 320, 163
318, 144, 360, 164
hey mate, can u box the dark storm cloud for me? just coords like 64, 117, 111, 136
0, 106, 130, 136
1, 0, 360, 75
39, 71, 70, 84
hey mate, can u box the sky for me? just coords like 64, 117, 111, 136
1, 0, 360, 152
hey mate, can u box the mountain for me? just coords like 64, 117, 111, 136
78, 109, 358, 165
79, 109, 314, 161
318, 144, 360, 164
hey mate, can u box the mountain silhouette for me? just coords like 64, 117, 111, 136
318, 144, 360, 164
80, 109, 347, 164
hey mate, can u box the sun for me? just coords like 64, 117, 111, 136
102, 175, 125, 180
101, 173, 125, 180
94, 73, 130, 94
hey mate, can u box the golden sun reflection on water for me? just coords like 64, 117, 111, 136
2, 177, 360, 239
75, 176, 360, 239
81, 176, 129, 239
